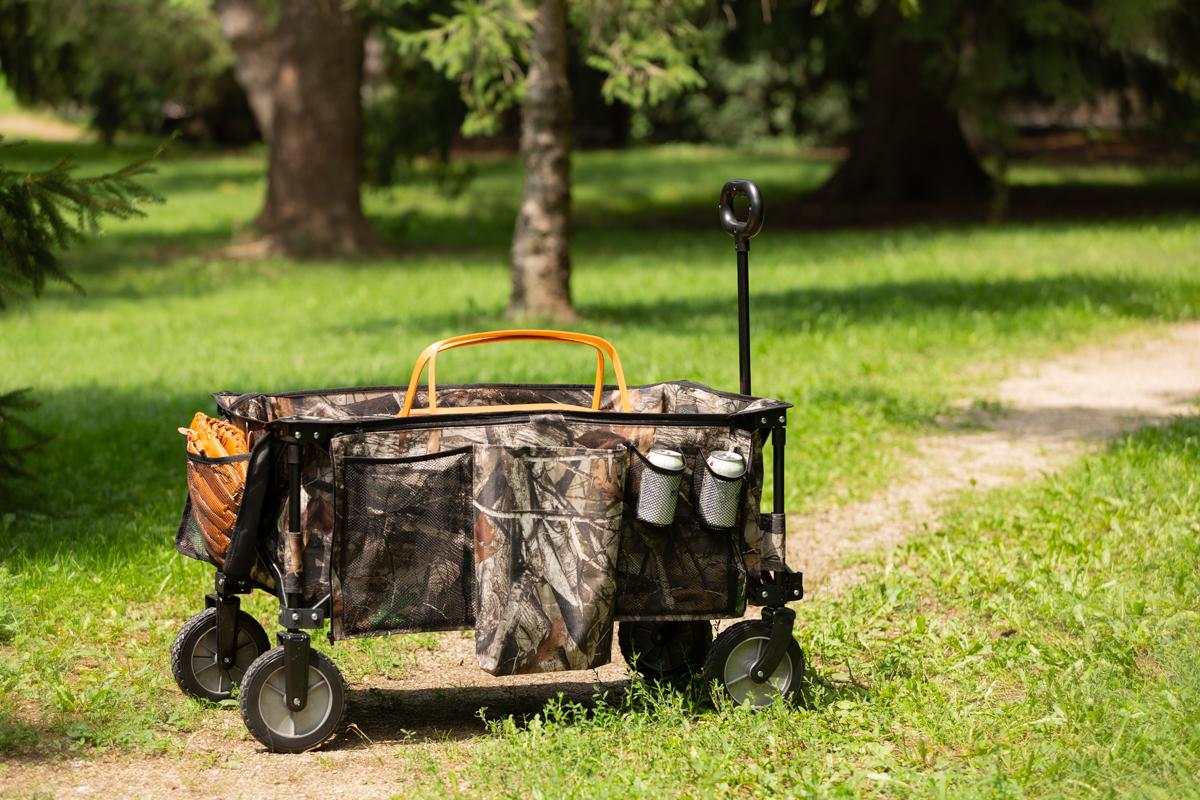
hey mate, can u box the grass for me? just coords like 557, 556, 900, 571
0, 79, 18, 115
417, 420, 1200, 798
0, 136, 1198, 770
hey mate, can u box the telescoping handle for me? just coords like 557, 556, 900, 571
398, 329, 633, 417
718, 179, 764, 396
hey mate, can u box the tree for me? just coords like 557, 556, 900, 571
398, 0, 708, 320
0, 0, 236, 144
0, 137, 160, 499
810, 0, 1199, 204
217, 0, 378, 256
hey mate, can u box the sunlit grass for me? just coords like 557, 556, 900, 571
421, 420, 1200, 798
0, 139, 1198, 759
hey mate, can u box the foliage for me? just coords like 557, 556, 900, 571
0, 135, 160, 501
910, 0, 1200, 152
0, 0, 234, 142
837, 0, 1198, 150
637, 3, 869, 146
569, 0, 711, 108
0, 388, 46, 497
1, 139, 1199, 751
0, 137, 161, 307
359, 2, 469, 187
393, 0, 535, 137
394, 0, 708, 136
641, 0, 1200, 152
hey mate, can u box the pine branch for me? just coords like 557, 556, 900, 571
0, 135, 168, 308
0, 136, 168, 501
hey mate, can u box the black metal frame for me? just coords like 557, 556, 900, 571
719, 179, 802, 680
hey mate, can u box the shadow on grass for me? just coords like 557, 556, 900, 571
332, 678, 631, 747
324, 655, 864, 749
399, 272, 1200, 339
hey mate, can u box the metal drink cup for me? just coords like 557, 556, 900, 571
705, 450, 746, 479
698, 450, 745, 528
636, 448, 685, 526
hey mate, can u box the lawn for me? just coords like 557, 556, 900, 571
420, 418, 1200, 799
0, 136, 1198, 792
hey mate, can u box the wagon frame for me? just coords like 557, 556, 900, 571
170, 180, 806, 752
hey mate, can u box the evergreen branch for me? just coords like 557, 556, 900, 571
0, 135, 168, 308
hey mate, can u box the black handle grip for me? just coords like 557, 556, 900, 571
718, 179, 764, 250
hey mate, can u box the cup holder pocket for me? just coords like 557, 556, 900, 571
627, 446, 685, 526
693, 453, 746, 530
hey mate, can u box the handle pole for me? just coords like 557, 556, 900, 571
737, 249, 751, 396
718, 179, 764, 397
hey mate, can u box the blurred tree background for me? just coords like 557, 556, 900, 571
0, 0, 1197, 304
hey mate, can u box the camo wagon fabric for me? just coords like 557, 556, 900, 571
333, 447, 475, 638
191, 381, 792, 658
472, 444, 626, 675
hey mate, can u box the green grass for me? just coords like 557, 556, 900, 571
416, 420, 1200, 798
0, 139, 1199, 761
0, 79, 18, 115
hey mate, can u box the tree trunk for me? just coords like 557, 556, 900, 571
213, 0, 277, 142
508, 0, 575, 321
815, 3, 991, 205
219, 0, 377, 256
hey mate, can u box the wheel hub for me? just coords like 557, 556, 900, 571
189, 626, 259, 695
722, 636, 792, 707
257, 664, 335, 739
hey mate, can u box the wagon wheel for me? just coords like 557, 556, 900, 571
171, 608, 270, 701
703, 620, 804, 707
619, 621, 712, 682
239, 646, 345, 753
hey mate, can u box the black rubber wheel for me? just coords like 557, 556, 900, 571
239, 646, 345, 753
703, 620, 804, 707
618, 621, 712, 682
171, 607, 271, 702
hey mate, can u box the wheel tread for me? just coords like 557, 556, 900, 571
238, 646, 346, 753
171, 607, 269, 701
702, 619, 804, 706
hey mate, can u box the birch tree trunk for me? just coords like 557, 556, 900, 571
508, 0, 575, 320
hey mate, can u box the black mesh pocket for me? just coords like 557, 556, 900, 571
614, 448, 745, 620
335, 447, 474, 637
694, 457, 745, 530
627, 446, 684, 527
175, 496, 218, 567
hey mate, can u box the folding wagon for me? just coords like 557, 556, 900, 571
170, 180, 805, 752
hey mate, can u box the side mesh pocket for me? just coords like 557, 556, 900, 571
627, 446, 684, 526
335, 447, 474, 638
473, 444, 627, 676
184, 452, 250, 566
614, 446, 747, 620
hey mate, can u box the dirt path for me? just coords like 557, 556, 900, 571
4, 323, 1200, 800
788, 321, 1200, 592
0, 113, 87, 143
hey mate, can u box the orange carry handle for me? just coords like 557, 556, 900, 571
398, 329, 633, 417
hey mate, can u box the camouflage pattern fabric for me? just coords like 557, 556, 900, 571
472, 445, 627, 675
330, 447, 475, 639
182, 382, 790, 633
566, 425, 751, 618
328, 416, 761, 617
213, 381, 785, 422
